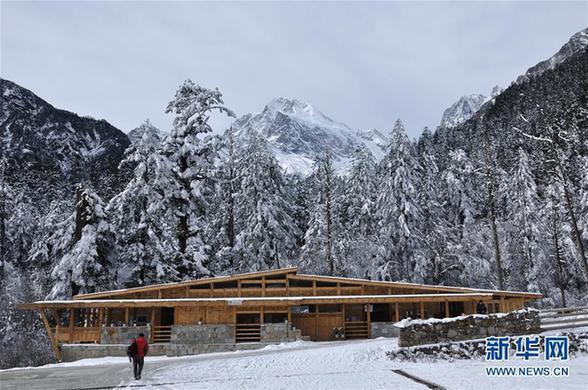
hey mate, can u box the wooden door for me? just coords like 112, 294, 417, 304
292, 314, 317, 340
316, 313, 343, 341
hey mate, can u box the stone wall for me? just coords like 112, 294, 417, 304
170, 325, 235, 345
100, 325, 151, 344
260, 323, 303, 343
397, 309, 541, 347
370, 322, 400, 338
61, 343, 167, 362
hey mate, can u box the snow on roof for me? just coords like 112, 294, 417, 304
31, 293, 495, 306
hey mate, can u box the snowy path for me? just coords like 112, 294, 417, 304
1, 338, 587, 390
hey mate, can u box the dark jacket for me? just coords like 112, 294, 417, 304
127, 341, 137, 358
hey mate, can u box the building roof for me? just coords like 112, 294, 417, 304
71, 267, 541, 301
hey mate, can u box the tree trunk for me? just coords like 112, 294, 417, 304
556, 159, 588, 281
550, 196, 567, 307
178, 215, 188, 254
482, 125, 505, 290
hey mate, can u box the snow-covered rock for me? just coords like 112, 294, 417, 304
232, 97, 388, 175
516, 27, 588, 84
439, 94, 487, 129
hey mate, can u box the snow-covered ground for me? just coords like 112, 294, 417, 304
1, 337, 587, 390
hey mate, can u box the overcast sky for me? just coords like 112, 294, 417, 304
1, 1, 586, 138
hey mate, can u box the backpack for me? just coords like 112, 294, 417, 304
127, 341, 137, 358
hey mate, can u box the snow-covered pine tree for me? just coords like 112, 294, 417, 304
162, 80, 235, 279
414, 127, 452, 285
375, 119, 423, 282
0, 158, 12, 289
480, 123, 506, 290
341, 143, 379, 277
300, 150, 343, 275
502, 148, 544, 292
107, 119, 172, 286
234, 130, 298, 272
207, 126, 240, 273
442, 149, 493, 287
543, 180, 574, 307
48, 187, 114, 299
578, 156, 588, 259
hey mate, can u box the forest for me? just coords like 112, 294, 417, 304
0, 47, 587, 368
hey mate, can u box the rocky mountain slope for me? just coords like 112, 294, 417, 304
0, 78, 131, 204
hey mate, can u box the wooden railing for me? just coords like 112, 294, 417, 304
236, 323, 261, 343
50, 326, 101, 343
344, 321, 369, 339
539, 306, 588, 331
152, 325, 172, 343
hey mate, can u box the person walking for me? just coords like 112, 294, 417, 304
128, 333, 149, 380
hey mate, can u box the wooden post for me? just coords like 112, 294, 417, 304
157, 289, 162, 299
287, 306, 292, 324
262, 276, 266, 297
312, 280, 317, 296
125, 307, 129, 326
500, 297, 505, 313
395, 302, 400, 322
151, 308, 156, 342
315, 304, 319, 339
444, 301, 450, 318
185, 286, 189, 298
420, 302, 425, 319
286, 278, 290, 297
238, 280, 242, 297
260, 306, 264, 324
336, 282, 341, 295
366, 304, 371, 338
69, 308, 74, 343
98, 308, 104, 326
471, 301, 476, 315
39, 309, 61, 362
51, 309, 60, 327
210, 283, 214, 298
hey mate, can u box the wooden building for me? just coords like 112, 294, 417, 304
19, 267, 541, 361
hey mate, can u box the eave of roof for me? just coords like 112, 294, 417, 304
19, 293, 500, 310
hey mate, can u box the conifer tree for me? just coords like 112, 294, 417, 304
234, 131, 298, 271
162, 80, 235, 278
375, 119, 423, 281
48, 187, 114, 299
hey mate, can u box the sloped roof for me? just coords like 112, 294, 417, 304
72, 266, 541, 300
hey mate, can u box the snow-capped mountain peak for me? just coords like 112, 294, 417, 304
232, 97, 388, 175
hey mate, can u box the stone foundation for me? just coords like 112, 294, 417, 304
260, 323, 303, 342
61, 343, 167, 362
370, 322, 400, 338
171, 325, 235, 345
100, 325, 151, 344
61, 342, 285, 362
62, 322, 307, 361
397, 309, 541, 347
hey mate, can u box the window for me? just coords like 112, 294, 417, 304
371, 304, 390, 322
264, 313, 288, 323
291, 305, 313, 314
318, 304, 341, 313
